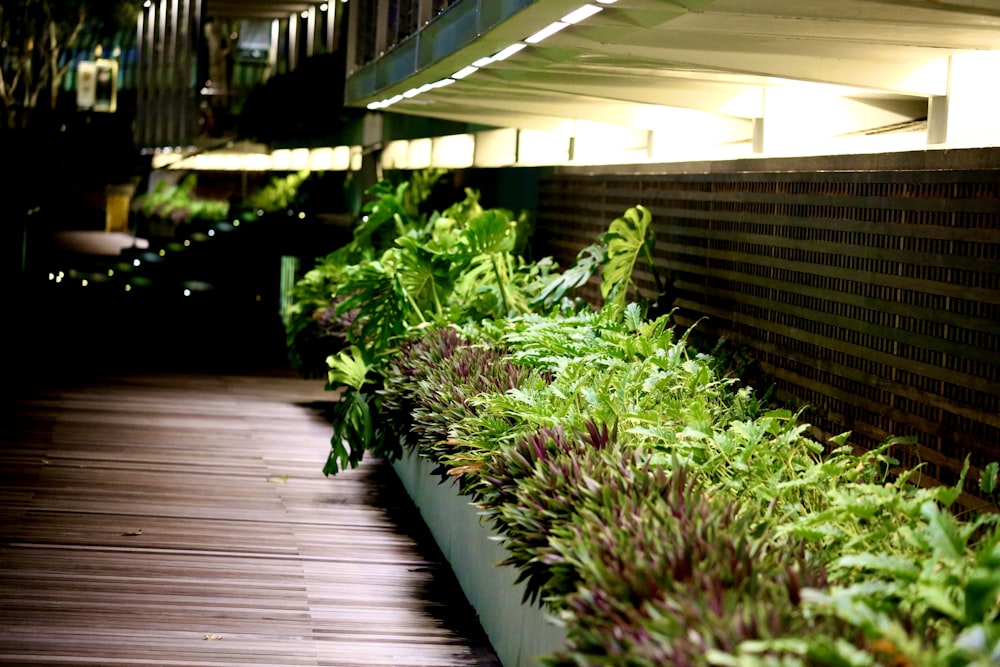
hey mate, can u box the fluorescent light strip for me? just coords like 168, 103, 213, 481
491, 43, 527, 61
367, 77, 456, 110
562, 4, 602, 24
526, 21, 569, 44
452, 65, 479, 79
366, 4, 609, 110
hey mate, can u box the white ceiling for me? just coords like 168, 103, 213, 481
347, 0, 1000, 149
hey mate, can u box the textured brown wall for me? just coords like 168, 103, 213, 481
535, 148, 1000, 507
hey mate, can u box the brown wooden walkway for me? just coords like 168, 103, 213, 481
1, 370, 500, 667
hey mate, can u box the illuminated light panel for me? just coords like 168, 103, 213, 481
331, 145, 352, 170
562, 4, 602, 24
452, 65, 479, 79
382, 140, 411, 169
491, 43, 527, 61
290, 148, 310, 170
245, 153, 272, 170
409, 138, 433, 169
309, 147, 334, 170
431, 133, 476, 168
472, 56, 494, 67
271, 149, 292, 170
526, 21, 569, 44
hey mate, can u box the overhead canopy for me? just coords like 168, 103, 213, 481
339, 0, 1000, 158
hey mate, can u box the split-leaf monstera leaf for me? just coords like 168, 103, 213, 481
601, 204, 658, 311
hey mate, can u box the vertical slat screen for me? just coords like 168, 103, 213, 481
536, 153, 1000, 505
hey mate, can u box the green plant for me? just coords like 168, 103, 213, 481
371, 299, 1000, 666
133, 173, 229, 225
283, 169, 447, 378
547, 467, 840, 667
601, 205, 667, 315
244, 169, 310, 213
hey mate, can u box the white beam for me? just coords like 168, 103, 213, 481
931, 51, 1000, 146
755, 86, 925, 155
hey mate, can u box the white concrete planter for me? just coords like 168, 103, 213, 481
391, 447, 568, 667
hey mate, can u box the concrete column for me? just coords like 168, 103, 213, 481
928, 51, 1000, 146
288, 12, 298, 70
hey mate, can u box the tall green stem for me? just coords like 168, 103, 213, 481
642, 241, 665, 298
397, 274, 427, 324
492, 253, 513, 314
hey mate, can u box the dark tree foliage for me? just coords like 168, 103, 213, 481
236, 52, 365, 146
0, 0, 138, 128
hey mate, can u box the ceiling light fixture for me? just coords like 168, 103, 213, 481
490, 43, 527, 61
451, 65, 479, 79
526, 21, 569, 44
366, 4, 607, 110
562, 4, 602, 24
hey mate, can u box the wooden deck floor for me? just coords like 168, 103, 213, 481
1, 371, 500, 667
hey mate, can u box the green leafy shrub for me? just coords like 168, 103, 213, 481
244, 169, 311, 213
372, 302, 1000, 666
296, 169, 628, 472
293, 168, 1000, 665
284, 170, 449, 378
547, 467, 840, 667
133, 173, 229, 226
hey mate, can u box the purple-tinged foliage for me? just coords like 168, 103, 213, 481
378, 326, 529, 483
545, 467, 840, 666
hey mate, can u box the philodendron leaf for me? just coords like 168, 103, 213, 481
459, 209, 516, 258
327, 345, 371, 391
336, 259, 410, 356
601, 204, 654, 310
324, 388, 373, 475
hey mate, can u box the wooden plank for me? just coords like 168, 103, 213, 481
1, 373, 500, 667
